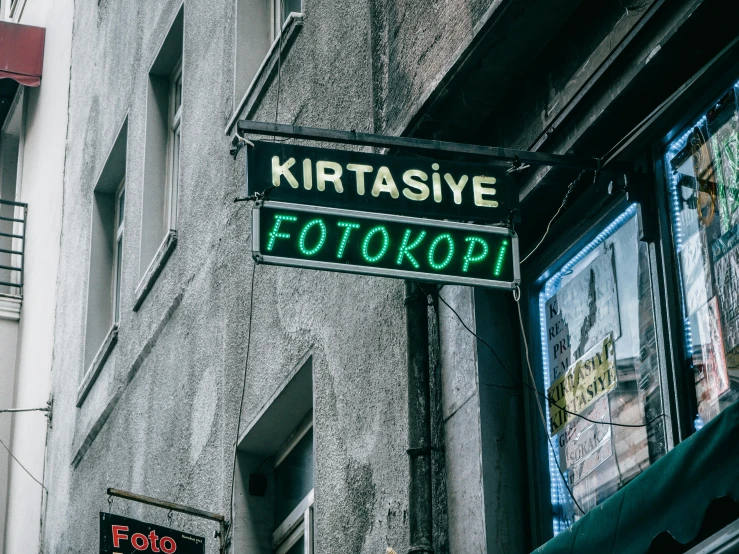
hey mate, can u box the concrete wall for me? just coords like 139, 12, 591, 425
1, 0, 73, 552
38, 0, 707, 552
39, 0, 519, 552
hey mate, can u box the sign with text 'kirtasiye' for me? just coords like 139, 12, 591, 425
247, 140, 518, 223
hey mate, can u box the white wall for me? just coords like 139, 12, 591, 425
1, 1, 73, 552
0, 302, 20, 552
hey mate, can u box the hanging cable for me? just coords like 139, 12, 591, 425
0, 436, 47, 492
430, 288, 664, 430
227, 257, 257, 546
521, 170, 595, 264
513, 287, 583, 515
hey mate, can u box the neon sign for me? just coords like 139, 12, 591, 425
253, 202, 520, 289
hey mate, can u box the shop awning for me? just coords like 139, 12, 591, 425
0, 21, 45, 87
534, 401, 739, 554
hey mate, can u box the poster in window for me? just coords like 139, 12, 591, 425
707, 97, 739, 234
558, 396, 612, 486
548, 334, 617, 435
545, 246, 621, 386
711, 226, 739, 358
680, 231, 713, 316
694, 297, 729, 422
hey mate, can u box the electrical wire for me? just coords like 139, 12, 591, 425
227, 257, 257, 544
514, 290, 583, 516
432, 290, 665, 430
0, 407, 49, 414
0, 436, 47, 492
521, 170, 591, 264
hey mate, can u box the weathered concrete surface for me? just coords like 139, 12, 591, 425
41, 0, 513, 552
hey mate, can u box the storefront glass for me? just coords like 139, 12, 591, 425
665, 80, 739, 431
538, 206, 667, 534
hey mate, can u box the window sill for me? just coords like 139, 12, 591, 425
0, 295, 22, 321
225, 13, 304, 135
133, 230, 177, 312
77, 323, 118, 407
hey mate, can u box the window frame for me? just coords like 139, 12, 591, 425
653, 74, 739, 440
112, 179, 125, 324
272, 0, 302, 40
271, 415, 314, 554
166, 57, 183, 233
521, 191, 675, 546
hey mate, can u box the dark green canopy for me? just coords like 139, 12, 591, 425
533, 401, 739, 554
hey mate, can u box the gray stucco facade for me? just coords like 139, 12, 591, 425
37, 0, 739, 553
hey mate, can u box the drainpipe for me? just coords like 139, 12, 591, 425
405, 281, 434, 554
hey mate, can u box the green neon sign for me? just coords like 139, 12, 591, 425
255, 202, 519, 289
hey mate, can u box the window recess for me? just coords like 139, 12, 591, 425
138, 6, 183, 307
533, 204, 667, 536
81, 119, 128, 396
233, 356, 314, 554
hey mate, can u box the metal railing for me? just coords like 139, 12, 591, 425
0, 198, 27, 298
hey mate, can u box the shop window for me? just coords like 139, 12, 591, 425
664, 79, 739, 431
138, 7, 183, 307
83, 119, 127, 380
234, 356, 314, 554
537, 205, 667, 534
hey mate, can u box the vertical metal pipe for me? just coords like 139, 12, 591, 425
405, 281, 434, 554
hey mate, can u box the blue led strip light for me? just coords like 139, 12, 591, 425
664, 114, 710, 357
538, 204, 637, 536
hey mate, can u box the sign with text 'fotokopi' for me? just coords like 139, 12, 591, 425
253, 202, 520, 289
100, 513, 205, 554
247, 140, 518, 223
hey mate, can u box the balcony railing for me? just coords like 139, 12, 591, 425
0, 198, 27, 298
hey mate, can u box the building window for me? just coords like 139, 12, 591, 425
113, 183, 125, 323
536, 205, 667, 534
139, 7, 183, 294
83, 118, 127, 375
272, 422, 314, 554
664, 78, 739, 431
233, 0, 302, 108
233, 356, 314, 554
167, 59, 182, 232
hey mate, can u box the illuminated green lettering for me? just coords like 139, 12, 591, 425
493, 239, 508, 277
298, 218, 327, 255
336, 221, 361, 259
267, 214, 297, 251
396, 229, 426, 269
428, 233, 454, 270
462, 236, 489, 272
362, 226, 390, 263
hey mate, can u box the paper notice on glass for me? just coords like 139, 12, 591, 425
694, 297, 729, 421
680, 231, 712, 316
567, 435, 613, 487
545, 295, 569, 384
545, 246, 621, 385
548, 334, 617, 435
711, 226, 739, 355
558, 396, 611, 475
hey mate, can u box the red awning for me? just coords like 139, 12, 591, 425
0, 21, 45, 87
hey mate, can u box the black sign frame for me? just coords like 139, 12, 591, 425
252, 201, 520, 290
246, 140, 519, 223
100, 513, 205, 554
